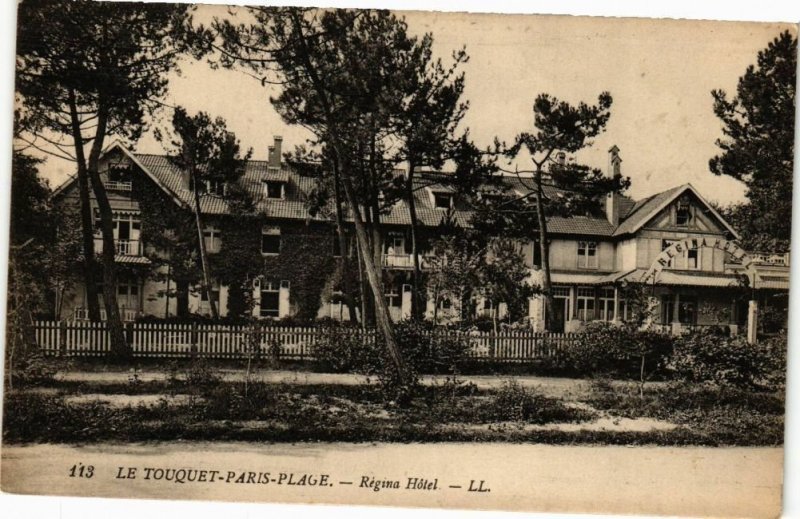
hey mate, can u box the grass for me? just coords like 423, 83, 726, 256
584, 379, 785, 446
2, 366, 786, 446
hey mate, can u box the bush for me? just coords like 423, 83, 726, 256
758, 331, 788, 389
476, 380, 594, 424
670, 330, 774, 388
312, 324, 374, 373
174, 357, 222, 395
5, 348, 57, 388
561, 322, 674, 381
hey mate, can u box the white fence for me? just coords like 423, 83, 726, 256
33, 321, 577, 362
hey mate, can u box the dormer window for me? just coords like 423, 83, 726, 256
264, 181, 285, 199
204, 179, 227, 197
676, 196, 692, 226
434, 193, 453, 210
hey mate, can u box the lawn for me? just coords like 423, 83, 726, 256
2, 360, 785, 446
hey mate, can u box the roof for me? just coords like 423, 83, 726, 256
620, 268, 745, 288
53, 142, 740, 240
612, 184, 739, 239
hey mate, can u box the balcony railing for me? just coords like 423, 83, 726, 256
749, 252, 790, 266
94, 238, 142, 256
104, 180, 133, 191
382, 253, 433, 269
73, 307, 140, 322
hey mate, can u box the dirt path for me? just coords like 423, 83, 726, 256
55, 369, 607, 397
1, 442, 782, 517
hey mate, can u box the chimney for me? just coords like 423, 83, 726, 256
606, 145, 622, 226
556, 151, 566, 166
608, 145, 622, 177
267, 146, 275, 164
269, 135, 283, 169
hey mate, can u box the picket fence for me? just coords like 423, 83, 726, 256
32, 321, 576, 362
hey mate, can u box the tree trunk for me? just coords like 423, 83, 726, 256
287, 10, 408, 386
84, 102, 129, 361
405, 160, 424, 320
67, 89, 101, 321
332, 165, 359, 322
533, 169, 555, 331
340, 171, 408, 379
192, 174, 219, 318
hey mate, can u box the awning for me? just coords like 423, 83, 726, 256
115, 255, 151, 265
547, 270, 629, 286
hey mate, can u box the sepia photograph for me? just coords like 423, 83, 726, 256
1, 1, 797, 517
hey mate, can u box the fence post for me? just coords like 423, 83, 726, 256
59, 320, 67, 357
190, 322, 199, 357
489, 331, 496, 360
125, 322, 135, 351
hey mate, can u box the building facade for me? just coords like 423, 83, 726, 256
50, 139, 790, 334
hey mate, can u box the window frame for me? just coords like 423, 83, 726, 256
264, 181, 285, 200
261, 227, 281, 256
577, 241, 599, 269
433, 192, 453, 210
259, 280, 280, 318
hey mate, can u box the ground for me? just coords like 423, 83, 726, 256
2, 363, 785, 445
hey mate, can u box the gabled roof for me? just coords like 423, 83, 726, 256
51, 142, 740, 240
612, 183, 739, 239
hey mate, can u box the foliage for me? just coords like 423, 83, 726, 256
312, 324, 374, 373
586, 380, 785, 445
669, 329, 780, 388
710, 31, 796, 253
478, 380, 592, 424
491, 92, 629, 331
562, 322, 675, 382
17, 0, 207, 358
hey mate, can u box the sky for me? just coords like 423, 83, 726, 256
23, 4, 797, 206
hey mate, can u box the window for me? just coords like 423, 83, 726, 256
264, 181, 284, 199
259, 280, 280, 318
598, 288, 615, 321
203, 227, 222, 253
662, 239, 701, 270
261, 227, 281, 255
687, 247, 700, 270
108, 165, 132, 182
662, 239, 678, 269
385, 287, 401, 308
204, 179, 227, 197
676, 197, 692, 226
577, 241, 598, 269
117, 279, 139, 297
438, 297, 453, 310
532, 239, 542, 268
576, 287, 595, 321
385, 234, 405, 255
433, 193, 453, 210
679, 297, 697, 325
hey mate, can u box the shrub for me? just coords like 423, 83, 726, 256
670, 330, 773, 388
5, 348, 57, 388
476, 380, 595, 424
181, 357, 222, 395
312, 324, 373, 373
758, 331, 788, 389
562, 322, 674, 382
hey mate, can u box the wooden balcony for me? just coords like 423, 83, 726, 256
93, 238, 142, 256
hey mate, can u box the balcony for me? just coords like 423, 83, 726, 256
104, 180, 133, 191
94, 238, 143, 257
73, 307, 140, 322
382, 253, 433, 270
750, 252, 790, 266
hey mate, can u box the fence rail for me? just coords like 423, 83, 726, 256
32, 321, 577, 362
